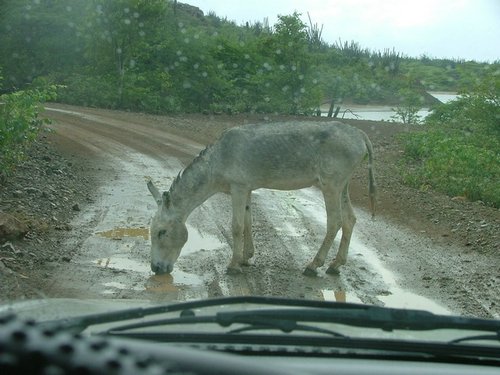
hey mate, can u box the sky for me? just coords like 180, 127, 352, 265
185, 0, 500, 62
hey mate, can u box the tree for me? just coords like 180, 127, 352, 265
391, 88, 424, 124
0, 0, 86, 90
252, 12, 321, 114
82, 0, 169, 105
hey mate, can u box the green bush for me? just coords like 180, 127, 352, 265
0, 84, 57, 176
402, 134, 499, 206
400, 79, 499, 207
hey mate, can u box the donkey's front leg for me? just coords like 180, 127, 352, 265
227, 186, 248, 274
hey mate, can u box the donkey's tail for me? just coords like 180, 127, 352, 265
362, 132, 377, 218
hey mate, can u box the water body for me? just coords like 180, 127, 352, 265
322, 92, 458, 122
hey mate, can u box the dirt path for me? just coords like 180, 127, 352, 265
1, 104, 498, 318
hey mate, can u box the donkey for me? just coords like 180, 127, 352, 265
147, 121, 376, 276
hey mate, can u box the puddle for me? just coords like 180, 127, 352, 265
95, 225, 222, 255
183, 224, 225, 255
93, 255, 203, 290
97, 227, 149, 240
146, 274, 179, 292
91, 223, 215, 294
378, 290, 451, 314
94, 257, 150, 273
272, 188, 452, 314
322, 290, 363, 304
103, 281, 128, 289
350, 237, 451, 314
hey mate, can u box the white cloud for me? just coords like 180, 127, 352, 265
186, 0, 500, 61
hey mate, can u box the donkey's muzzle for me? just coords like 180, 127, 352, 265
151, 262, 174, 275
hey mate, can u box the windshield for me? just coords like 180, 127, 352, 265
0, 0, 498, 330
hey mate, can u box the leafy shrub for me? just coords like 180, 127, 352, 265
400, 79, 499, 207
55, 71, 180, 113
0, 84, 57, 176
402, 133, 499, 206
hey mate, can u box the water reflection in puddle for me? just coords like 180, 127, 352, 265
322, 290, 363, 304
351, 237, 451, 314
102, 281, 143, 294
146, 274, 178, 292
184, 224, 225, 255
97, 227, 149, 240
95, 224, 223, 254
93, 255, 203, 294
93, 224, 219, 294
287, 189, 452, 314
95, 257, 149, 273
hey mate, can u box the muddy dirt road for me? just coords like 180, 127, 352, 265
6, 104, 497, 318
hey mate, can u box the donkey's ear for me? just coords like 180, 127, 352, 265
147, 180, 162, 206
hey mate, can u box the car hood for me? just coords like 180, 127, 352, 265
0, 297, 158, 322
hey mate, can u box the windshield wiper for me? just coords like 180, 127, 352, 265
102, 309, 347, 338
448, 332, 500, 344
99, 305, 500, 344
28, 296, 500, 363
36, 296, 500, 336
35, 296, 360, 332
37, 296, 360, 332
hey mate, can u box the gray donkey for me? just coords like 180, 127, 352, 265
148, 121, 376, 276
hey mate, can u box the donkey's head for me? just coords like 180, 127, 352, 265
147, 181, 188, 274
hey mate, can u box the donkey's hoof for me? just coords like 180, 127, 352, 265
325, 266, 340, 275
303, 267, 317, 277
227, 266, 243, 275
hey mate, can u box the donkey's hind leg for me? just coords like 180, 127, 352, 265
242, 191, 255, 266
326, 184, 356, 274
304, 187, 342, 276
228, 186, 248, 274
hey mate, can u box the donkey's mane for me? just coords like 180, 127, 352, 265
169, 144, 213, 195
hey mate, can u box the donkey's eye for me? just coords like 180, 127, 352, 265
158, 229, 167, 237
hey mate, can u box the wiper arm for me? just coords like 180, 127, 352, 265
102, 305, 500, 342
36, 296, 500, 335
103, 310, 346, 338
228, 321, 346, 338
448, 332, 500, 344
215, 307, 500, 333
36, 296, 367, 332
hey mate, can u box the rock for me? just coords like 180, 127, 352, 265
55, 223, 72, 231
0, 212, 28, 240
1, 242, 18, 253
72, 203, 81, 211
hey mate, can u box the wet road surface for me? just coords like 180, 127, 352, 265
42, 105, 453, 313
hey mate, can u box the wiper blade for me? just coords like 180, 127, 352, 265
448, 332, 500, 344
36, 296, 500, 335
100, 304, 500, 340
227, 321, 346, 338
37, 296, 359, 332
103, 309, 346, 338
215, 307, 500, 333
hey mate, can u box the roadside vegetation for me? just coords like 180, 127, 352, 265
0, 73, 57, 177
0, 0, 498, 205
1, 0, 497, 114
400, 78, 500, 207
